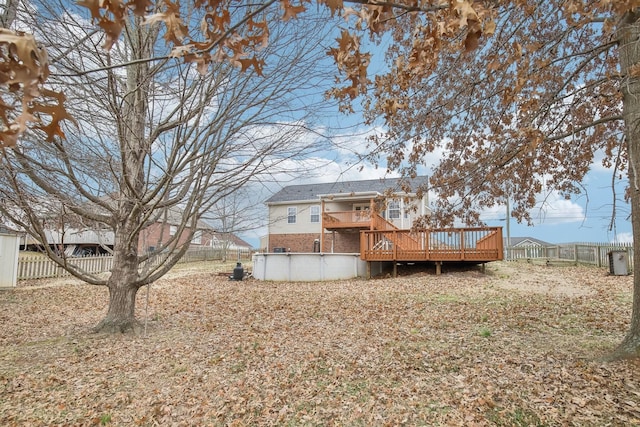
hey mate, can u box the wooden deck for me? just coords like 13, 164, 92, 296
322, 209, 503, 264
360, 227, 504, 263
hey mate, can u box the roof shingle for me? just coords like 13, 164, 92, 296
265, 176, 429, 204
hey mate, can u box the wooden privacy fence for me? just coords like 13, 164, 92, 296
506, 242, 634, 270
17, 247, 252, 280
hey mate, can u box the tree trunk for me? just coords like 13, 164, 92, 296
95, 281, 140, 333
94, 242, 142, 332
613, 10, 640, 359
92, 16, 152, 334
94, 206, 143, 333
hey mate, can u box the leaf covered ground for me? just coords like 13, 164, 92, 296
1, 261, 639, 426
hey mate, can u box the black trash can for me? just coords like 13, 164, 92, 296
233, 262, 244, 281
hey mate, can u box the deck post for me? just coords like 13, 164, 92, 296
369, 198, 375, 230
320, 199, 325, 252
435, 261, 442, 275
393, 261, 397, 278
366, 261, 371, 279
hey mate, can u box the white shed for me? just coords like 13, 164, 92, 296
0, 231, 20, 288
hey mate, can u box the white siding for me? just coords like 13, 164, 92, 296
268, 195, 430, 235
269, 203, 323, 234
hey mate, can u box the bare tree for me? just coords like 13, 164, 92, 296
0, 0, 19, 28
0, 1, 339, 332
203, 188, 262, 261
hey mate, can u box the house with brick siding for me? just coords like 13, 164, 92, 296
263, 176, 430, 253
14, 203, 248, 255
137, 208, 216, 254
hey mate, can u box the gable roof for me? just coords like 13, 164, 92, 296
159, 206, 214, 230
212, 232, 253, 249
265, 176, 429, 204
505, 237, 552, 247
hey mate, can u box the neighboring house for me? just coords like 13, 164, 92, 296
41, 228, 115, 256
263, 176, 430, 253
210, 232, 253, 252
15, 204, 242, 255
505, 236, 552, 260
138, 207, 217, 254
505, 237, 552, 247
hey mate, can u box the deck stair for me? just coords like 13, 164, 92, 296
370, 213, 421, 251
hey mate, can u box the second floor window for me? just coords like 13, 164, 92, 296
287, 207, 297, 224
388, 200, 400, 219
310, 205, 320, 223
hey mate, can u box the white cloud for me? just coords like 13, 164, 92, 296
590, 147, 624, 175
612, 232, 633, 244
530, 195, 586, 224
475, 190, 586, 225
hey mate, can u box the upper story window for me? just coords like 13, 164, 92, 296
287, 207, 297, 224
388, 200, 401, 219
192, 230, 202, 244
310, 205, 320, 223
169, 225, 177, 236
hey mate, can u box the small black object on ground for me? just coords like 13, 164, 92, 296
229, 262, 244, 281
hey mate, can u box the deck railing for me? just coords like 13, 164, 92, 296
361, 227, 504, 262
323, 211, 371, 228
324, 210, 404, 232
369, 213, 392, 231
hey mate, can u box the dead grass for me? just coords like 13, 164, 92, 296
1, 260, 639, 426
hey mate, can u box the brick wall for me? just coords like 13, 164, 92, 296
332, 232, 360, 253
267, 231, 361, 253
139, 223, 214, 253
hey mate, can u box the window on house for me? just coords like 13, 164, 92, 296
388, 200, 400, 219
192, 230, 202, 244
287, 207, 297, 224
310, 205, 320, 223
169, 225, 177, 236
